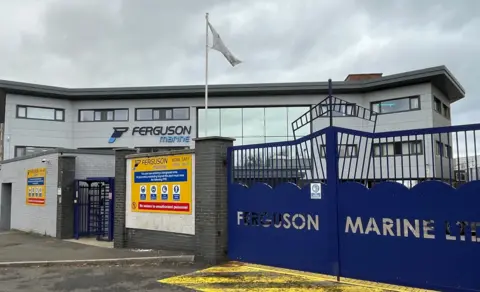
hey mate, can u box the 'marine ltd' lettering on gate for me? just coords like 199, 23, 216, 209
345, 216, 480, 242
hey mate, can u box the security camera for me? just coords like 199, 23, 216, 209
41, 159, 47, 163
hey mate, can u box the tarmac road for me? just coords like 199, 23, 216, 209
0, 262, 205, 292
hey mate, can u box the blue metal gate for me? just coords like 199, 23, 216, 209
74, 177, 115, 241
227, 121, 480, 291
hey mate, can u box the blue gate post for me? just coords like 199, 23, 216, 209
108, 177, 115, 241
325, 126, 341, 280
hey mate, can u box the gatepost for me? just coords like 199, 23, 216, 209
114, 148, 137, 248
112, 137, 234, 264
193, 137, 235, 264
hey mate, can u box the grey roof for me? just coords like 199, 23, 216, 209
0, 65, 465, 101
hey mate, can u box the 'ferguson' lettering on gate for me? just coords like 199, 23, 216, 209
237, 211, 320, 231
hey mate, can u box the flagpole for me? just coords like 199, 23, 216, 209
204, 12, 209, 137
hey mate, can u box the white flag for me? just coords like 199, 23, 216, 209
208, 22, 242, 67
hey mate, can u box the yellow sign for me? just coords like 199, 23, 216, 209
26, 167, 46, 206
130, 154, 193, 214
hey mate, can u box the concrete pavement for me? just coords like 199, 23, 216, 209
0, 231, 193, 266
0, 262, 204, 292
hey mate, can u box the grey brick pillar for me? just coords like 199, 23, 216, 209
114, 148, 137, 248
194, 136, 234, 264
56, 155, 76, 239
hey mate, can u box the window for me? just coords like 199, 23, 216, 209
442, 104, 451, 119
320, 144, 358, 158
135, 108, 190, 121
16, 105, 65, 121
372, 140, 424, 156
78, 109, 128, 122
15, 146, 56, 158
320, 103, 356, 117
433, 96, 442, 112
436, 141, 452, 158
197, 106, 311, 146
455, 170, 467, 182
371, 96, 420, 114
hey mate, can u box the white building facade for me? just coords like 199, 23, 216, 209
0, 66, 465, 184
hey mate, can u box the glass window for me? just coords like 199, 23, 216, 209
94, 111, 102, 121
410, 97, 420, 109
243, 136, 266, 146
106, 111, 114, 121
220, 108, 242, 137
15, 146, 55, 158
173, 108, 189, 120
136, 109, 153, 120
371, 96, 420, 114
17, 106, 26, 118
115, 109, 128, 121
265, 107, 288, 137
433, 96, 441, 112
55, 109, 64, 121
17, 106, 65, 121
198, 108, 220, 137
27, 107, 55, 120
135, 108, 188, 120
288, 107, 311, 138
442, 104, 450, 119
243, 108, 265, 137
80, 109, 129, 121
378, 99, 409, 113
80, 110, 94, 121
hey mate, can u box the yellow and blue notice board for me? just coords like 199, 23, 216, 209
130, 154, 192, 214
26, 167, 46, 206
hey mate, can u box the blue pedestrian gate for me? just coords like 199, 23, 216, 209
227, 124, 480, 292
74, 177, 115, 241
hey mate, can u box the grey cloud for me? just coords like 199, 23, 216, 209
0, 0, 478, 127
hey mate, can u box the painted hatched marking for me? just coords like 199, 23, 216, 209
158, 261, 429, 291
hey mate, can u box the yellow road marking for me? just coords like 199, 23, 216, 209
158, 261, 436, 292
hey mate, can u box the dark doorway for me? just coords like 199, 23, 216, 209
0, 183, 12, 231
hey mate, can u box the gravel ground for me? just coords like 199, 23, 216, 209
0, 262, 205, 292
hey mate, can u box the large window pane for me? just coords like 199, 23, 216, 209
265, 107, 288, 136
243, 137, 266, 145
243, 108, 265, 137
287, 106, 311, 138
173, 108, 189, 120
136, 109, 153, 120
220, 108, 242, 137
198, 109, 220, 137
80, 110, 94, 121
114, 109, 128, 121
27, 107, 55, 120
378, 98, 410, 113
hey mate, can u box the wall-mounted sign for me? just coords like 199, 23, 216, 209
130, 154, 193, 214
108, 126, 192, 144
26, 167, 47, 206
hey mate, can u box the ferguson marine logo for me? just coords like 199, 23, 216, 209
108, 127, 129, 144
108, 126, 192, 144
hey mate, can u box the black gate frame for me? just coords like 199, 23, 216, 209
73, 177, 115, 241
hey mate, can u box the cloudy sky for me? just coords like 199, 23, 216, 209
0, 0, 478, 126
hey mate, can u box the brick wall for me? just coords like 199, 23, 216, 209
116, 138, 234, 263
